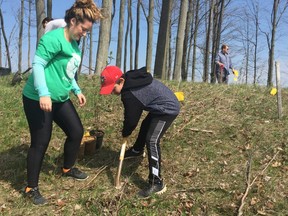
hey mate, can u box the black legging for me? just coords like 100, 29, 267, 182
133, 113, 177, 184
23, 96, 84, 187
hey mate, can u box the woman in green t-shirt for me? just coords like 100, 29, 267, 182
22, 0, 103, 205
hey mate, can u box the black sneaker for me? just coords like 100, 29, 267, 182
124, 147, 144, 159
137, 183, 167, 199
24, 187, 47, 205
62, 167, 89, 180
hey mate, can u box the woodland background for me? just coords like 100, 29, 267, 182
0, 0, 288, 86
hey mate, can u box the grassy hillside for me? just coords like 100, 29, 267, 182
0, 74, 287, 215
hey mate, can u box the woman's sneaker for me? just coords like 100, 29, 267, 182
137, 182, 167, 199
124, 147, 144, 159
24, 187, 47, 205
62, 167, 89, 180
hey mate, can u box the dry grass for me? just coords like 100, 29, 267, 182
0, 75, 288, 215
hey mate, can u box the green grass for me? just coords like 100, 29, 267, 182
0, 74, 288, 215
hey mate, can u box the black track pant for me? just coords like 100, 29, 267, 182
133, 113, 177, 184
23, 96, 84, 187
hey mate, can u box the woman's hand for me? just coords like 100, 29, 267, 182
77, 93, 86, 107
39, 96, 52, 112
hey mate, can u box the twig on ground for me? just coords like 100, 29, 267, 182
80, 165, 107, 190
189, 128, 214, 134
237, 151, 279, 216
169, 115, 203, 140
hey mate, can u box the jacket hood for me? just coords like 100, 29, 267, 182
122, 67, 153, 91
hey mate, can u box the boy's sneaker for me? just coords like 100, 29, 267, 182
124, 147, 144, 159
137, 183, 167, 199
62, 167, 89, 180
24, 187, 47, 205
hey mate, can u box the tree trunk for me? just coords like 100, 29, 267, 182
89, 28, 93, 75
123, 0, 130, 72
181, 0, 193, 81
211, 0, 225, 83
252, 2, 259, 85
140, 0, 154, 72
245, 16, 250, 84
267, 0, 279, 87
47, 0, 52, 18
78, 36, 86, 75
128, 0, 133, 70
116, 0, 125, 68
154, 0, 173, 78
28, 0, 32, 68
18, 0, 24, 73
35, 0, 46, 45
0, 11, 2, 67
134, 0, 140, 69
203, 0, 214, 83
145, 0, 154, 73
191, 0, 200, 82
0, 8, 12, 70
173, 0, 188, 81
95, 0, 112, 75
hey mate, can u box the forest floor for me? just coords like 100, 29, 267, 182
0, 74, 287, 215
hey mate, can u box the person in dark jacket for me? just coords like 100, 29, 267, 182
100, 66, 180, 198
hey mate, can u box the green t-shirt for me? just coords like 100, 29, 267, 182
23, 28, 81, 102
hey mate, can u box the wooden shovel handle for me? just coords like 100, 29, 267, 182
115, 141, 127, 189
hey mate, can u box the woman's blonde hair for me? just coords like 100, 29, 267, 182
65, 0, 103, 25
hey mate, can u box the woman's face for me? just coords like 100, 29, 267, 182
69, 18, 92, 41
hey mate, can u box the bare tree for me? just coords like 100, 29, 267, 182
95, 0, 112, 75
47, 0, 52, 18
35, 0, 46, 45
247, 0, 260, 85
190, 0, 200, 82
134, 0, 140, 69
0, 9, 2, 67
181, 0, 193, 81
89, 29, 93, 75
264, 0, 288, 87
116, 0, 125, 68
78, 36, 86, 75
0, 8, 11, 70
27, 0, 33, 68
18, 0, 24, 73
154, 0, 173, 79
173, 0, 188, 81
128, 0, 133, 70
203, 0, 214, 82
123, 0, 131, 72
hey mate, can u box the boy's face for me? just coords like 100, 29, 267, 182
112, 78, 124, 95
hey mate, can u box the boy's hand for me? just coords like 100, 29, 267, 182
122, 137, 129, 144
77, 93, 86, 107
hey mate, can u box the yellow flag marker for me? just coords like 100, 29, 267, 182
270, 88, 277, 96
232, 69, 239, 82
174, 92, 184, 101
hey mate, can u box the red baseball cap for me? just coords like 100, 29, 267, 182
100, 66, 123, 95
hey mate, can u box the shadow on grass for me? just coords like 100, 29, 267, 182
0, 142, 148, 195
0, 144, 28, 191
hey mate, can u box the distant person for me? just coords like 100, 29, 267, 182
100, 66, 180, 199
22, 0, 102, 205
215, 44, 234, 84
